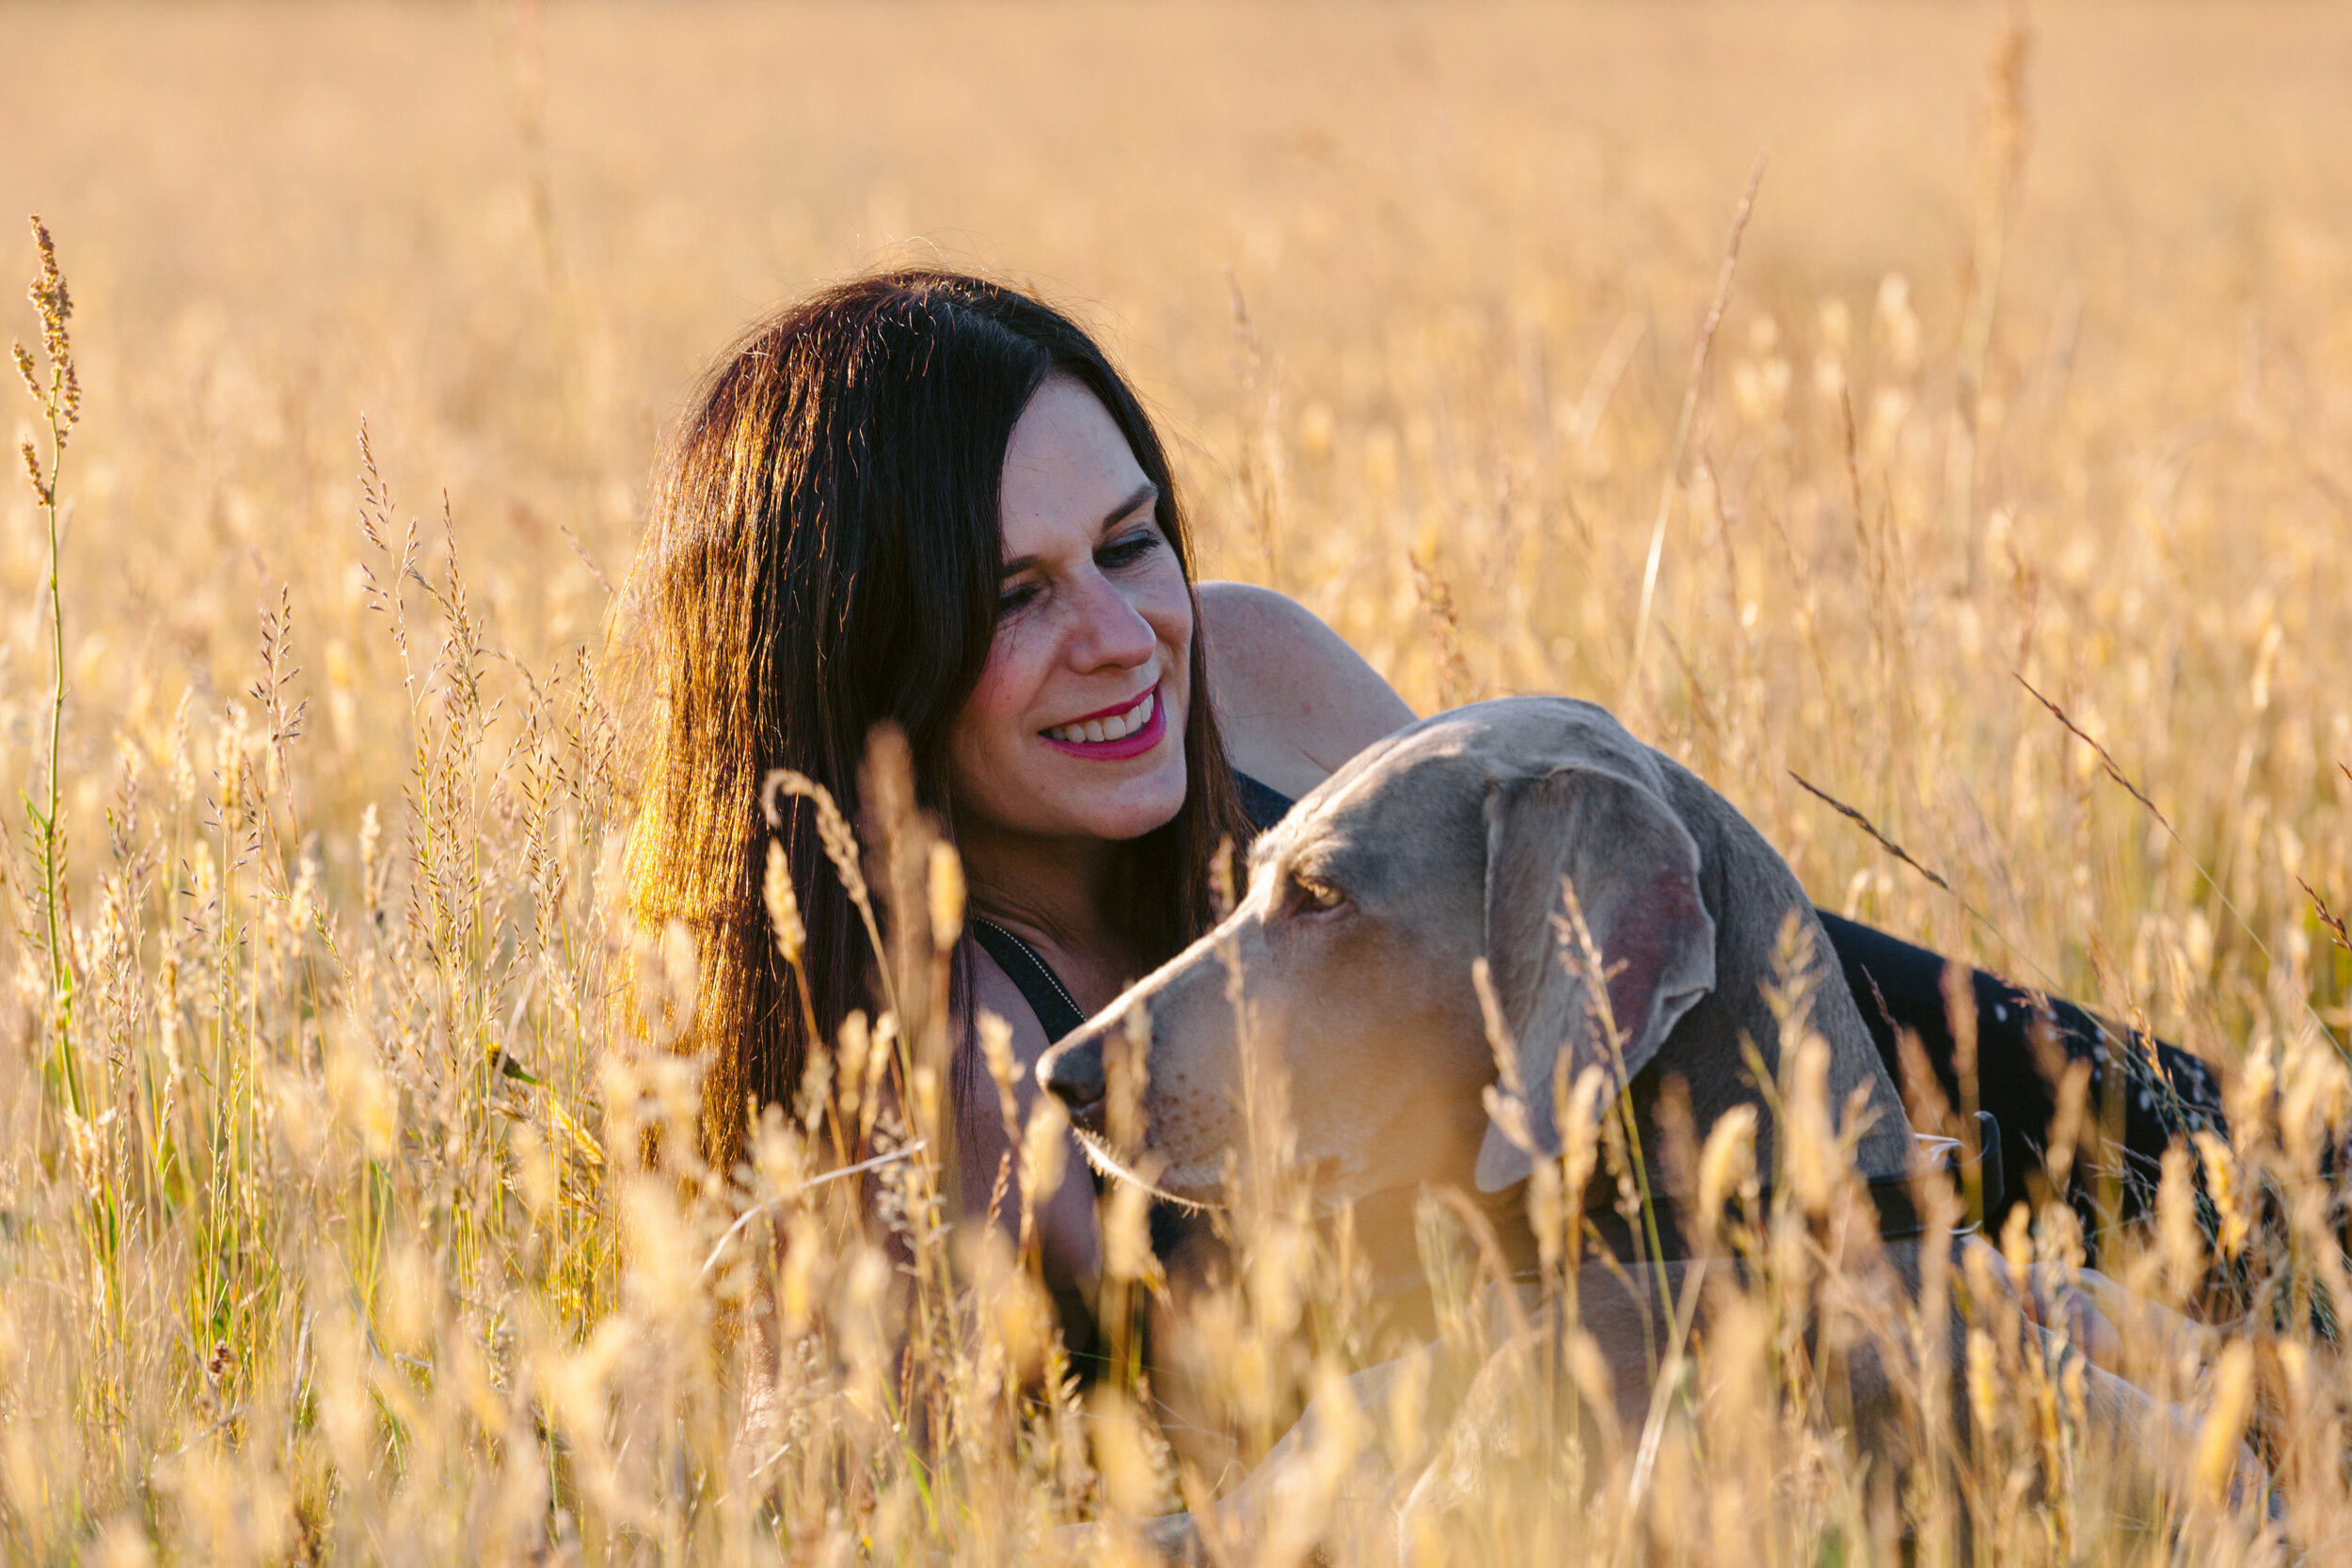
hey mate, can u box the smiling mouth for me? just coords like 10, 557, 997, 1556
1042, 687, 1156, 746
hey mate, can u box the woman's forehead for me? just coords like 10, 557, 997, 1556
999, 376, 1152, 561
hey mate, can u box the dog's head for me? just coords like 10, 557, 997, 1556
1035, 696, 1717, 1206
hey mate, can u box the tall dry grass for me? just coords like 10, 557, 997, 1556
2, 1, 2350, 1561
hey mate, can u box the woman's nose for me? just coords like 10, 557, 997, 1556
1063, 571, 1157, 672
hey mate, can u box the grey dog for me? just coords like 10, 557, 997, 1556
1038, 696, 2249, 1556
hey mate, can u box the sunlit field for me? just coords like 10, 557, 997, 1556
4, 0, 2351, 1561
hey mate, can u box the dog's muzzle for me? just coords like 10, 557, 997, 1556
1038, 1035, 1107, 1132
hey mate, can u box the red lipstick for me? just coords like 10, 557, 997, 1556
1041, 684, 1168, 762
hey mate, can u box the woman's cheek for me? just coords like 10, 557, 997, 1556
1141, 568, 1195, 659
974, 626, 1047, 748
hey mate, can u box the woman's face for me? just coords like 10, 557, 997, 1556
946, 374, 1193, 851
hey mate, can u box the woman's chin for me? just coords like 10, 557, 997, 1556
1062, 759, 1190, 841
1089, 785, 1191, 842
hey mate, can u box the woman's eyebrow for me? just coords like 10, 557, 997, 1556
998, 483, 1161, 578
1100, 481, 1158, 531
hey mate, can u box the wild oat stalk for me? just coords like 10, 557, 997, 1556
15, 214, 82, 1110
1624, 157, 1764, 709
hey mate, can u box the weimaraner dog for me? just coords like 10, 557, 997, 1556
1037, 697, 2253, 1557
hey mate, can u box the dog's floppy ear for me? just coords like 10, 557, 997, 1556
1476, 767, 1717, 1192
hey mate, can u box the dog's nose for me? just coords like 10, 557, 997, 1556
1038, 1037, 1106, 1129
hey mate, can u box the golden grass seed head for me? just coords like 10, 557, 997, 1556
1100, 1173, 1160, 1287
1247, 1212, 1308, 1343
792, 1037, 834, 1133
2157, 1143, 2208, 1302
748, 1098, 807, 1196
926, 839, 962, 956
1697, 1101, 1760, 1225
20, 218, 76, 445
762, 835, 804, 965
376, 1238, 437, 1356
859, 1010, 895, 1137
1965, 1326, 2001, 1446
835, 1245, 897, 1395
27, 215, 68, 324
976, 1006, 1019, 1132
1557, 1061, 1608, 1207
1998, 1198, 2035, 1284
834, 1008, 868, 1117
2192, 1129, 2250, 1260
0, 1427, 50, 1542
90, 1517, 154, 1568
2194, 1341, 2257, 1509
1526, 1155, 1564, 1275
766, 768, 867, 906
1086, 1386, 1170, 1518
1016, 1091, 1069, 1217
910, 1061, 942, 1146
2060, 1352, 2089, 1444
779, 1212, 825, 1334
2225, 1038, 2278, 1154
18, 436, 45, 505
1874, 273, 1921, 374
2278, 1030, 2346, 1168
620, 1174, 698, 1320
512, 1118, 557, 1217
1479, 1083, 1534, 1164
970, 1227, 1053, 1383
1783, 1034, 1840, 1214
61, 1105, 109, 1195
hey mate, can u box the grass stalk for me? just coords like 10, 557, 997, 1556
15, 214, 82, 1112
1623, 158, 1764, 714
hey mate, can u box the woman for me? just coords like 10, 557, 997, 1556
620, 270, 2223, 1353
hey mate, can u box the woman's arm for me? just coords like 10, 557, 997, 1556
1197, 580, 1418, 800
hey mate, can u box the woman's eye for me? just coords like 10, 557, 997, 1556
997, 581, 1039, 615
1096, 530, 1160, 570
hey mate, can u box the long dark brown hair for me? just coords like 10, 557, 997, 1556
617, 271, 1252, 1171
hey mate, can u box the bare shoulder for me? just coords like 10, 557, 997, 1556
958, 944, 1057, 1177
1197, 581, 1417, 799
960, 942, 1103, 1281
967, 944, 1056, 1081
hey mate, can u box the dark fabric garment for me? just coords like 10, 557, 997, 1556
968, 918, 1088, 1043
1817, 911, 2224, 1222
1233, 770, 1298, 834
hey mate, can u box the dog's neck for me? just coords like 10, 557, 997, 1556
1346, 1181, 1541, 1317
1658, 759, 1917, 1183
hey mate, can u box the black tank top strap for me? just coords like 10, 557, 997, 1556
1233, 770, 1296, 832
967, 916, 1089, 1044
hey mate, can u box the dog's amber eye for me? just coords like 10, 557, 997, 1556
1287, 873, 1346, 914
